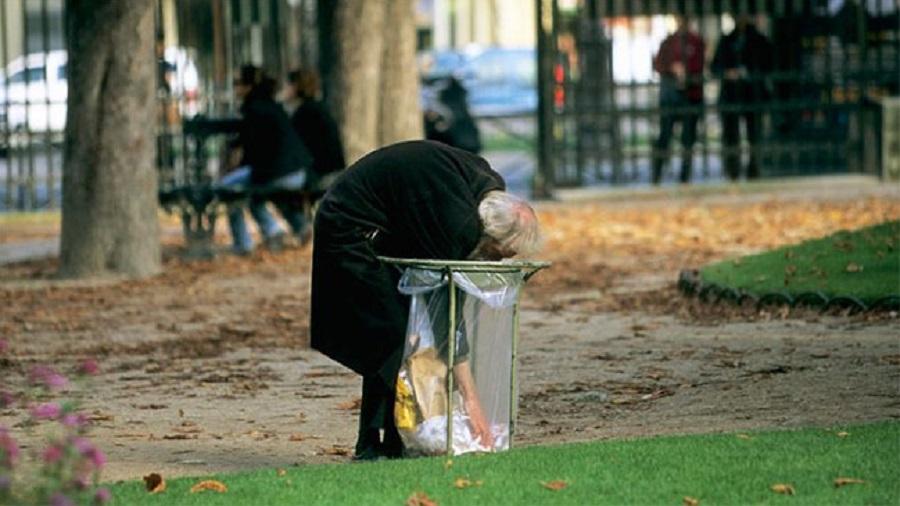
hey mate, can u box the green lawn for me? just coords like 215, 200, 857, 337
109, 421, 899, 505
701, 220, 900, 304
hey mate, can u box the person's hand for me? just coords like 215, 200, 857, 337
463, 394, 494, 448
671, 62, 686, 82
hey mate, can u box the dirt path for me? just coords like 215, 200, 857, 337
1, 183, 898, 483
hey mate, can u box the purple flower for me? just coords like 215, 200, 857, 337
49, 493, 75, 506
30, 402, 62, 420
78, 359, 100, 376
86, 447, 106, 469
60, 413, 88, 429
0, 391, 14, 409
0, 428, 19, 468
71, 437, 105, 469
0, 340, 7, 354
94, 487, 112, 504
71, 437, 93, 454
28, 366, 69, 391
42, 444, 64, 464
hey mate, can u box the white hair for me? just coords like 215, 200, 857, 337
473, 190, 542, 258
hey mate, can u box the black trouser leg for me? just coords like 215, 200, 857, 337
744, 111, 761, 179
679, 112, 699, 184
356, 375, 388, 458
721, 110, 741, 180
653, 112, 676, 184
356, 373, 401, 459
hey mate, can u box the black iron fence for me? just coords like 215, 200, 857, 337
1, 0, 314, 211
536, 0, 899, 191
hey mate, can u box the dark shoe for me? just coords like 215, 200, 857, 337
231, 246, 253, 257
264, 232, 285, 252
352, 445, 386, 462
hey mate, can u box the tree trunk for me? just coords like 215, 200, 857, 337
327, 0, 387, 163
377, 0, 423, 146
59, 0, 160, 278
321, 0, 422, 164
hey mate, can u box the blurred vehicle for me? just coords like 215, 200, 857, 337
459, 48, 537, 117
419, 47, 538, 118
0, 47, 200, 138
0, 50, 68, 134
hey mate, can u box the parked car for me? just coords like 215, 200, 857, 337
0, 50, 68, 133
419, 47, 537, 119
459, 48, 537, 117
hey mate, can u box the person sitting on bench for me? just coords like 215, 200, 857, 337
219, 64, 313, 255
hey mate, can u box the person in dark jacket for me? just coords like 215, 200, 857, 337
220, 65, 314, 254
651, 14, 705, 185
310, 140, 541, 459
711, 16, 774, 180
282, 68, 347, 243
423, 76, 482, 154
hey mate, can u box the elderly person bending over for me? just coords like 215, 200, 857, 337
310, 140, 540, 460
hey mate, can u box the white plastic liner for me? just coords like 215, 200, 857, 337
394, 267, 524, 456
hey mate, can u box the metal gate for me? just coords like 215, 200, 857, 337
536, 0, 899, 191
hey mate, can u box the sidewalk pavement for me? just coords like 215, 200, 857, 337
0, 239, 57, 266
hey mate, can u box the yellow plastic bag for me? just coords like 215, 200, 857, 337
394, 373, 418, 430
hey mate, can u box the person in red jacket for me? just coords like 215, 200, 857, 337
651, 14, 705, 185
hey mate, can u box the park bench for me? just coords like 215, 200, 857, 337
158, 115, 334, 259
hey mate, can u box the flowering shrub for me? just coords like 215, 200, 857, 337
0, 339, 111, 505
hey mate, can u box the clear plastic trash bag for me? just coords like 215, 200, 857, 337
394, 267, 524, 456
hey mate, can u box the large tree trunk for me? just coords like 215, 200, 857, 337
377, 0, 423, 146
60, 0, 160, 278
328, 0, 387, 163
321, 0, 422, 164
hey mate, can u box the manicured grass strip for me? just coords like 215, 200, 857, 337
701, 220, 900, 303
109, 421, 900, 505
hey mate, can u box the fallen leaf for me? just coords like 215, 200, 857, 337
288, 433, 307, 442
336, 398, 362, 410
319, 445, 353, 456
836, 431, 850, 438
881, 354, 900, 365
784, 264, 797, 276
276, 469, 287, 477
406, 491, 437, 506
640, 389, 674, 401
845, 262, 863, 273
143, 473, 166, 494
770, 484, 795, 495
443, 459, 453, 470
162, 433, 196, 440
88, 411, 115, 422
683, 496, 700, 506
190, 480, 228, 493
736, 434, 752, 440
542, 480, 568, 491
834, 477, 866, 487
454, 477, 483, 489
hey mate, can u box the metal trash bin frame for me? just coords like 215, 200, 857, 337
378, 256, 550, 455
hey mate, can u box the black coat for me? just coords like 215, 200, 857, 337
290, 100, 346, 178
309, 140, 505, 384
239, 94, 313, 185
711, 25, 774, 105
